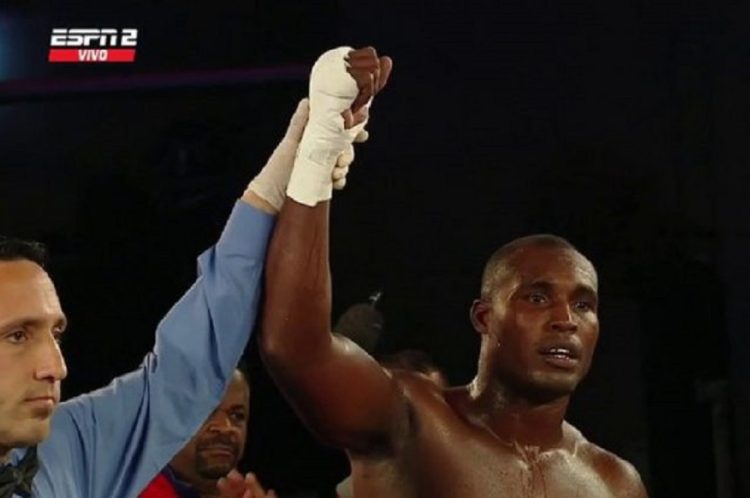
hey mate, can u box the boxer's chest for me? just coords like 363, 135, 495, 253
391, 403, 617, 498
406, 437, 616, 498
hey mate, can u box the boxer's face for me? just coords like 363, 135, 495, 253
0, 260, 67, 456
474, 246, 599, 399
169, 370, 249, 483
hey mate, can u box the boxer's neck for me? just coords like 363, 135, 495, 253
467, 381, 571, 450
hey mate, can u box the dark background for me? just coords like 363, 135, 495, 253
1, 1, 748, 497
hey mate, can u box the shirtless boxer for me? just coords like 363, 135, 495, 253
259, 46, 647, 498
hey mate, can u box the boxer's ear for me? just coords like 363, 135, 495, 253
470, 299, 491, 335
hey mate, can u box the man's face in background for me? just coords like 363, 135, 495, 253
169, 369, 250, 482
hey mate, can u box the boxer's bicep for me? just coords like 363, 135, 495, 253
264, 333, 407, 453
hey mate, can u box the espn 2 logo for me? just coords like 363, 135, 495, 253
49, 28, 138, 63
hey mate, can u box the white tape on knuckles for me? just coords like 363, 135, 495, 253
288, 46, 371, 206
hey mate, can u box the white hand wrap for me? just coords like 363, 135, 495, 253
287, 46, 370, 206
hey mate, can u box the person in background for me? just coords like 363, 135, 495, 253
139, 364, 276, 498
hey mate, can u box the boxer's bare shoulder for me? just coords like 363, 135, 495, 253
572, 426, 648, 497
390, 371, 470, 431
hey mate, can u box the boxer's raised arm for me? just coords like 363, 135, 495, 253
260, 47, 403, 453
261, 200, 405, 452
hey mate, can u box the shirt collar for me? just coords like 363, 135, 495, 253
6, 448, 31, 467
162, 466, 202, 498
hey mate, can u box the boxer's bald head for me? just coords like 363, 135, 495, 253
480, 235, 597, 301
